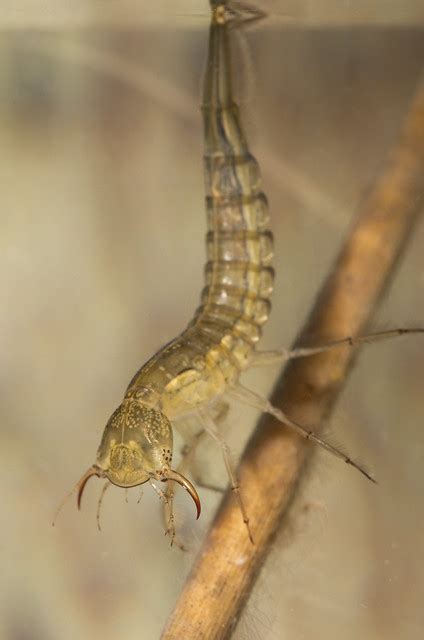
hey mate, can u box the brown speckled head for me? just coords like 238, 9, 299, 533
75, 396, 200, 519
96, 399, 173, 487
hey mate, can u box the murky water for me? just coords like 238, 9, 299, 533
1, 3, 424, 639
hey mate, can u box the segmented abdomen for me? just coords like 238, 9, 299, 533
201, 154, 273, 322
126, 5, 274, 403
190, 8, 274, 372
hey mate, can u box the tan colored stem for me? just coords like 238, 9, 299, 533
161, 77, 424, 640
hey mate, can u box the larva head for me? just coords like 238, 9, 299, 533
76, 394, 201, 518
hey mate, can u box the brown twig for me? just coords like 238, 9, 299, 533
161, 77, 424, 640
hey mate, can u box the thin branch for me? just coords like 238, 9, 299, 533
161, 76, 424, 640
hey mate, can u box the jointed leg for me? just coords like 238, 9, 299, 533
149, 479, 180, 548
157, 430, 207, 549
250, 328, 424, 367
228, 384, 376, 483
198, 409, 254, 543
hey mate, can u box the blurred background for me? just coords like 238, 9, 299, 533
1, 1, 424, 639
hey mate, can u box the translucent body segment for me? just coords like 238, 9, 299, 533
206, 192, 270, 232
188, 325, 250, 377
204, 261, 274, 297
126, 335, 223, 401
219, 334, 253, 369
206, 230, 273, 265
198, 300, 270, 329
204, 153, 261, 199
201, 287, 271, 325
190, 315, 261, 345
